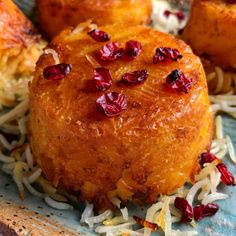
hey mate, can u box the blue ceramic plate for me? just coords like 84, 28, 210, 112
1, 1, 235, 235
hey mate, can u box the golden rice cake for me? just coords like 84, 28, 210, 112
0, 0, 43, 77
182, 0, 236, 69
37, 0, 152, 39
29, 23, 213, 210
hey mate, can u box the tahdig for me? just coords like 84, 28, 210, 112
29, 23, 213, 210
0, 0, 41, 77
37, 0, 152, 39
182, 0, 236, 69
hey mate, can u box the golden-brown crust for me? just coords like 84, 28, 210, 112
182, 0, 236, 69
0, 199, 80, 236
0, 0, 39, 49
0, 0, 43, 77
29, 24, 213, 210
37, 0, 152, 39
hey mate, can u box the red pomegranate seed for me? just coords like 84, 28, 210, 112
200, 152, 217, 167
93, 68, 112, 91
97, 42, 124, 61
96, 92, 126, 117
153, 47, 183, 63
133, 216, 158, 231
216, 163, 235, 186
121, 70, 148, 85
194, 203, 219, 221
43, 63, 72, 80
125, 40, 142, 59
165, 69, 193, 93
88, 29, 110, 42
174, 197, 193, 223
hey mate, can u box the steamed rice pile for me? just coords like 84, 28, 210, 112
0, 0, 236, 235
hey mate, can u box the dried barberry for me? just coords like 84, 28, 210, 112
193, 204, 204, 221
194, 203, 219, 221
200, 152, 235, 186
164, 10, 185, 22
125, 40, 142, 59
96, 92, 126, 117
93, 68, 112, 91
164, 10, 171, 17
200, 152, 217, 167
165, 69, 193, 93
217, 163, 235, 186
121, 70, 148, 85
203, 203, 219, 217
97, 42, 124, 61
174, 197, 193, 223
88, 29, 110, 42
43, 63, 72, 80
153, 47, 182, 63
176, 11, 185, 21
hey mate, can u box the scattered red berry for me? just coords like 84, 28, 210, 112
97, 42, 124, 61
194, 203, 219, 221
164, 10, 171, 17
193, 204, 204, 222
43, 63, 72, 80
124, 40, 142, 59
176, 11, 185, 21
200, 152, 235, 186
88, 29, 110, 42
202, 203, 219, 218
217, 163, 235, 186
174, 197, 193, 223
121, 70, 148, 85
164, 10, 185, 22
96, 92, 126, 117
153, 47, 182, 63
93, 68, 112, 91
200, 152, 217, 167
165, 69, 193, 93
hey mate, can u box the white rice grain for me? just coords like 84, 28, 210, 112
27, 168, 42, 183
25, 145, 34, 170
186, 178, 210, 206
0, 98, 28, 125
202, 192, 229, 205
95, 222, 135, 234
23, 177, 45, 198
215, 116, 224, 139
85, 210, 113, 228
44, 48, 60, 65
0, 152, 15, 163
81, 202, 94, 223
0, 134, 13, 150
226, 135, 236, 163
44, 196, 73, 210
